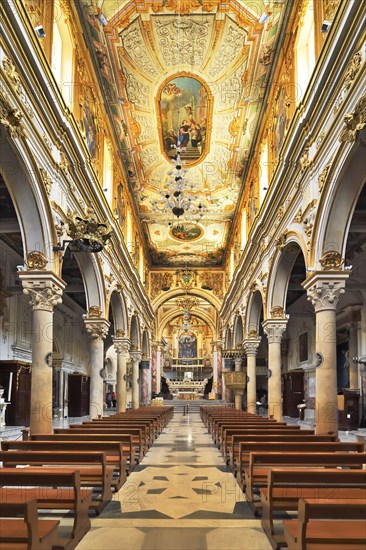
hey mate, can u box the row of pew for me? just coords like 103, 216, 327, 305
201, 405, 366, 549
0, 405, 173, 550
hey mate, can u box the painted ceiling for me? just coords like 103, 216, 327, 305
81, 1, 290, 267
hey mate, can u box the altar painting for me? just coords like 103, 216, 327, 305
158, 76, 209, 164
179, 332, 197, 358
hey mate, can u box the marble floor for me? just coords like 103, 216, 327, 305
75, 412, 272, 550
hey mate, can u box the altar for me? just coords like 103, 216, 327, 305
167, 376, 207, 399
178, 392, 198, 400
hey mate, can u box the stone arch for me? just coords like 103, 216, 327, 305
130, 314, 141, 350
266, 239, 308, 317
0, 133, 55, 265
158, 309, 216, 340
225, 327, 232, 350
108, 288, 128, 333
246, 290, 264, 335
312, 139, 366, 265
233, 315, 244, 348
152, 287, 221, 311
71, 253, 106, 315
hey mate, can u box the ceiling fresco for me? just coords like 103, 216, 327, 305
81, 0, 290, 267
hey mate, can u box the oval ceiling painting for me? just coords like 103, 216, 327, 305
157, 74, 212, 165
170, 223, 203, 242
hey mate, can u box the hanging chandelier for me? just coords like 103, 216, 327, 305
151, 147, 206, 221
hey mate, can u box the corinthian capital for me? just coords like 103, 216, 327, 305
262, 319, 288, 344
84, 318, 110, 341
303, 272, 349, 313
19, 272, 65, 312
130, 350, 142, 364
243, 338, 261, 356
113, 338, 130, 356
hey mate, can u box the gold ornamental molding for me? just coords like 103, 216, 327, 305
25, 252, 48, 270
0, 90, 28, 139
339, 94, 366, 143
333, 50, 363, 114
87, 305, 102, 318
319, 251, 344, 271
270, 306, 285, 319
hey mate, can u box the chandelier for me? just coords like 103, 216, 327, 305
152, 147, 206, 221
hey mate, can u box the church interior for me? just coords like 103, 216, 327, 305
0, 0, 365, 548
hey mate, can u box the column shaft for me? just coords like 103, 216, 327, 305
116, 352, 128, 412
30, 308, 53, 433
132, 360, 139, 409
267, 341, 282, 421
247, 354, 257, 414
89, 337, 105, 418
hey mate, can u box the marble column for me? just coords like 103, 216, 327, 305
113, 338, 130, 413
243, 337, 261, 414
130, 351, 142, 409
234, 357, 243, 410
156, 343, 162, 394
84, 318, 110, 418
140, 360, 150, 404
262, 319, 288, 421
19, 273, 65, 434
304, 273, 349, 435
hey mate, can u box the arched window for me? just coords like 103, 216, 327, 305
51, 11, 74, 106
296, 0, 316, 103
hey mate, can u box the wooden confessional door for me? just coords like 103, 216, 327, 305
68, 374, 90, 418
282, 371, 304, 418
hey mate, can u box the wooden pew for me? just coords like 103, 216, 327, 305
0, 499, 59, 550
283, 498, 366, 549
233, 434, 338, 475
245, 451, 366, 513
2, 440, 127, 491
70, 422, 152, 454
260, 468, 366, 549
0, 469, 91, 549
0, 451, 115, 514
211, 418, 282, 445
221, 427, 315, 463
30, 433, 136, 473
236, 441, 363, 486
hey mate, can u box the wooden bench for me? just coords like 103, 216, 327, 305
260, 468, 366, 549
283, 498, 366, 549
2, 440, 127, 491
237, 441, 363, 486
221, 428, 315, 464
0, 499, 59, 550
0, 450, 115, 514
30, 433, 136, 473
211, 418, 280, 444
71, 422, 148, 454
0, 468, 91, 549
233, 434, 338, 475
245, 451, 366, 513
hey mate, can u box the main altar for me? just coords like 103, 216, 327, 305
167, 376, 207, 399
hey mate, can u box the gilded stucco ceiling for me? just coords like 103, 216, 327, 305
82, 1, 289, 267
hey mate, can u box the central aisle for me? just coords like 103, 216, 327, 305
76, 411, 271, 549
